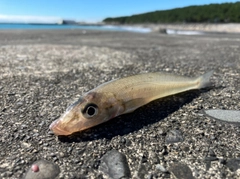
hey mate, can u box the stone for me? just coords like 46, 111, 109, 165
23, 160, 60, 179
99, 150, 131, 179
169, 162, 194, 179
165, 129, 184, 144
204, 109, 240, 125
226, 158, 240, 172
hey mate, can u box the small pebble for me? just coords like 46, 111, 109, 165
169, 162, 194, 179
156, 164, 168, 173
31, 164, 39, 172
226, 158, 240, 172
165, 129, 184, 144
99, 149, 131, 179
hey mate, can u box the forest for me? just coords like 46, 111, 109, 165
103, 2, 240, 23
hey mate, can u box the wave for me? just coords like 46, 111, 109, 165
103, 25, 151, 33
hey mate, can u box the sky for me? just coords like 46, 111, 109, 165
0, 0, 238, 23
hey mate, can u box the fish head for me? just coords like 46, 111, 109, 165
49, 92, 123, 135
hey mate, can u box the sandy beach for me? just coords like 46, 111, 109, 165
0, 29, 239, 178
147, 23, 240, 33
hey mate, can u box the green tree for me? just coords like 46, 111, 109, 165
103, 2, 240, 23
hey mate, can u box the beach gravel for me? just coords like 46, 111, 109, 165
0, 29, 239, 179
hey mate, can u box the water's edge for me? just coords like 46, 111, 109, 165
0, 24, 151, 33
1, 23, 240, 35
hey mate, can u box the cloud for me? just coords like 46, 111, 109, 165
0, 14, 62, 24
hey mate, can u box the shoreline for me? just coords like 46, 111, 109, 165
118, 23, 240, 34
1, 23, 240, 34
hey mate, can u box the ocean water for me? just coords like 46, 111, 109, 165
0, 23, 151, 33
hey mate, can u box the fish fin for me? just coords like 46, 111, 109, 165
196, 71, 214, 89
124, 98, 148, 114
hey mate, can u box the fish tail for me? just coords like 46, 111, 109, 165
196, 71, 214, 89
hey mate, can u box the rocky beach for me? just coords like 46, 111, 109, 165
0, 27, 239, 178
144, 23, 240, 33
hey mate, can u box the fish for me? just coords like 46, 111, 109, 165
50, 71, 213, 135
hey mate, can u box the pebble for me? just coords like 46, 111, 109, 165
204, 156, 218, 170
31, 164, 39, 172
158, 128, 165, 135
23, 160, 60, 179
203, 109, 240, 125
169, 162, 194, 179
165, 129, 184, 144
134, 155, 148, 178
155, 164, 168, 173
225, 158, 240, 172
99, 149, 131, 179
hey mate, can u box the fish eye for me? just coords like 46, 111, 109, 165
82, 103, 98, 118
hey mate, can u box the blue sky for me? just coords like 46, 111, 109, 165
0, 0, 238, 23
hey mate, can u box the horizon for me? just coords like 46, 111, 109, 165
0, 0, 238, 23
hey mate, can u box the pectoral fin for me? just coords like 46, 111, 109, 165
123, 98, 148, 114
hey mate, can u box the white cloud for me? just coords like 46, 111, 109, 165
0, 15, 62, 24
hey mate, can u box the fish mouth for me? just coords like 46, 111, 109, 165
49, 120, 72, 136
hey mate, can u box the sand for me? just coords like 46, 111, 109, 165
0, 29, 239, 178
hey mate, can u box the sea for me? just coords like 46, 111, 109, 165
0, 23, 152, 33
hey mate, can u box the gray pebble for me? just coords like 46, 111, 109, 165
155, 164, 168, 173
133, 154, 149, 179
165, 129, 184, 144
134, 163, 147, 179
23, 160, 60, 179
203, 109, 240, 125
226, 158, 240, 172
169, 162, 194, 179
99, 149, 131, 179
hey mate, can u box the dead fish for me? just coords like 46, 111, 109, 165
50, 71, 213, 135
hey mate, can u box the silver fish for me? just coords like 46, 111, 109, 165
50, 71, 213, 135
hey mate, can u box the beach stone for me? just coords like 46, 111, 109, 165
99, 149, 131, 179
23, 160, 60, 179
169, 162, 194, 179
134, 163, 147, 179
133, 154, 149, 179
159, 28, 167, 34
204, 156, 218, 170
165, 129, 184, 144
204, 149, 218, 170
225, 158, 240, 172
156, 164, 168, 173
204, 109, 240, 125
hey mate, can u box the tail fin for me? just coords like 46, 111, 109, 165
197, 71, 214, 89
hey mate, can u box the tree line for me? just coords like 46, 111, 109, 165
103, 2, 240, 23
